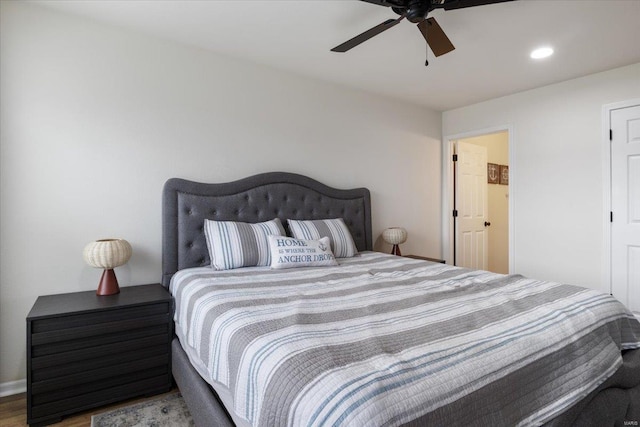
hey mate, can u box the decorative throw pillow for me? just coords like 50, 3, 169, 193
287, 218, 358, 258
268, 235, 338, 269
204, 218, 285, 270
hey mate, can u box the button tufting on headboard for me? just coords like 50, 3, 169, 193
162, 172, 372, 288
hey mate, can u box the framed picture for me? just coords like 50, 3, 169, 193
500, 165, 509, 185
487, 163, 499, 184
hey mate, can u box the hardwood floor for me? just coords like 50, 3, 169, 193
0, 388, 178, 427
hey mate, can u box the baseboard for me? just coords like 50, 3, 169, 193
0, 379, 26, 397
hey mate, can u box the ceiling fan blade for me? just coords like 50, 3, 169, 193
441, 0, 515, 11
417, 17, 455, 57
331, 15, 405, 53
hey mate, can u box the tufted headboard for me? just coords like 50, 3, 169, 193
161, 172, 372, 287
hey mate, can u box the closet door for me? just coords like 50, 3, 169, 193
611, 104, 640, 316
456, 141, 488, 270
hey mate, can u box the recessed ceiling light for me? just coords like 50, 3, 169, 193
530, 47, 554, 59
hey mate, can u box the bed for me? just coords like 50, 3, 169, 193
162, 172, 640, 427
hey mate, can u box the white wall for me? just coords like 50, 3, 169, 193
443, 62, 640, 293
0, 1, 442, 385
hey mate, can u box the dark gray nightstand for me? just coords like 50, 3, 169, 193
26, 284, 173, 426
405, 254, 446, 264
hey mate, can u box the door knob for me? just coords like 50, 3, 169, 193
484, 221, 491, 227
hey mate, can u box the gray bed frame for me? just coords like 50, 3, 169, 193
162, 172, 639, 427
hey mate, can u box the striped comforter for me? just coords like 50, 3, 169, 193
170, 252, 640, 427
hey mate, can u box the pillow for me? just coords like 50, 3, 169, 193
268, 235, 338, 269
204, 218, 285, 270
287, 218, 358, 258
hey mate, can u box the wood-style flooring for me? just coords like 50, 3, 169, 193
0, 388, 178, 427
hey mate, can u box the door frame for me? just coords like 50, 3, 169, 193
602, 98, 640, 295
442, 125, 515, 272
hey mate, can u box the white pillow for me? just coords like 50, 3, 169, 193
204, 218, 285, 270
287, 218, 358, 258
268, 235, 338, 269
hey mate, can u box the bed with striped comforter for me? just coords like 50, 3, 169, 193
170, 252, 640, 427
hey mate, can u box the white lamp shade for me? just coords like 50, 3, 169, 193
382, 227, 407, 245
83, 239, 132, 269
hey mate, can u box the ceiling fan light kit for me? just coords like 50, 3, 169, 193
332, 0, 515, 66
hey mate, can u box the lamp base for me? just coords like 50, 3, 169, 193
391, 245, 402, 256
96, 269, 120, 296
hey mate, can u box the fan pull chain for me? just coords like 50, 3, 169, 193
425, 44, 429, 67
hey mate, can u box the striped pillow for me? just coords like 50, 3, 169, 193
287, 218, 358, 258
204, 218, 286, 270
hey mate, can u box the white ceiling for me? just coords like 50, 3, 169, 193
32, 0, 640, 111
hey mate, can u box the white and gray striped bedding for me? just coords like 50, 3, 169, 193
170, 252, 640, 427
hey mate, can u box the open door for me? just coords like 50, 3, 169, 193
611, 104, 640, 317
455, 141, 488, 270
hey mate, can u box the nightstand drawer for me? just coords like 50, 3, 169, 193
31, 302, 170, 333
32, 353, 169, 394
32, 334, 168, 370
32, 312, 170, 345
32, 341, 169, 380
32, 323, 169, 357
32, 365, 169, 406
30, 375, 169, 420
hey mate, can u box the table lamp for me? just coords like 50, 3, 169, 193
83, 238, 132, 296
382, 227, 407, 256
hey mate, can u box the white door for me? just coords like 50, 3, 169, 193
611, 105, 640, 316
456, 141, 488, 270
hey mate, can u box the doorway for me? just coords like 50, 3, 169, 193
604, 100, 640, 318
442, 128, 513, 274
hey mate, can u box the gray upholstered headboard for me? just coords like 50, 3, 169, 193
162, 172, 372, 287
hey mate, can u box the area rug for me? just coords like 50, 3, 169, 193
91, 392, 195, 427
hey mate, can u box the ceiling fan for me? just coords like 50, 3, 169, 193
331, 0, 515, 65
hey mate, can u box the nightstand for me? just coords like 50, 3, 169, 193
405, 254, 446, 264
26, 284, 173, 426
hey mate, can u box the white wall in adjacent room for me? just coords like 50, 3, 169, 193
0, 1, 442, 385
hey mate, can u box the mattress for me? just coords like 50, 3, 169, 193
170, 252, 640, 427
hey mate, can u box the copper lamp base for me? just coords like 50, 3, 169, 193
391, 245, 402, 256
96, 269, 120, 296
